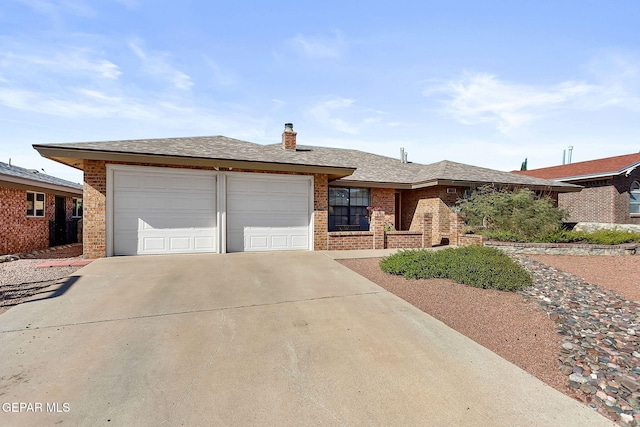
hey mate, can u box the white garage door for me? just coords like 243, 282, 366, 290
226, 174, 311, 252
112, 168, 217, 255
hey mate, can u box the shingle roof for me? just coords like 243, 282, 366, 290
34, 136, 578, 190
514, 153, 640, 181
35, 136, 359, 170
0, 161, 82, 190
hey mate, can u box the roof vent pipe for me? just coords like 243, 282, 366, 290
562, 149, 566, 165
400, 147, 405, 163
404, 151, 408, 163
567, 146, 573, 164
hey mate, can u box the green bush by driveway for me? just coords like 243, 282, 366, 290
380, 246, 532, 292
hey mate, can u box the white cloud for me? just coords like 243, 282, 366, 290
307, 96, 359, 134
203, 56, 236, 87
0, 49, 121, 81
114, 0, 140, 9
287, 31, 345, 58
129, 40, 193, 90
0, 87, 155, 119
428, 73, 593, 133
306, 96, 388, 134
19, 0, 96, 21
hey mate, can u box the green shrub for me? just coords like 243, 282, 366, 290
380, 246, 532, 291
577, 229, 640, 245
457, 185, 567, 239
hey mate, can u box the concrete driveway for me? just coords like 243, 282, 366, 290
0, 252, 612, 426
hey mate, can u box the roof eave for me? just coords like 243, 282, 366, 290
329, 179, 413, 189
0, 175, 83, 195
527, 160, 640, 182
411, 179, 582, 192
33, 146, 356, 180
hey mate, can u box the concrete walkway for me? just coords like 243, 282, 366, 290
0, 252, 613, 426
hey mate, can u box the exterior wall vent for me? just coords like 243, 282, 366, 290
447, 188, 457, 194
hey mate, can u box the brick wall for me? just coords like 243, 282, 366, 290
327, 231, 375, 250
0, 187, 51, 254
559, 184, 613, 223
83, 160, 107, 258
400, 186, 465, 230
384, 232, 423, 249
313, 173, 329, 250
458, 234, 487, 246
558, 168, 640, 225
613, 170, 640, 225
371, 187, 395, 229
327, 210, 433, 250
409, 198, 453, 245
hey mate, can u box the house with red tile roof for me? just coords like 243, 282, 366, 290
515, 153, 640, 224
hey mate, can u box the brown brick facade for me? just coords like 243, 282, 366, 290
83, 160, 108, 258
313, 173, 329, 250
80, 160, 475, 257
371, 187, 395, 229
400, 186, 466, 231
384, 232, 423, 249
559, 167, 640, 225
0, 186, 77, 255
559, 185, 614, 223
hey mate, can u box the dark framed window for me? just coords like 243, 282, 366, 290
27, 192, 45, 217
631, 181, 640, 214
329, 187, 370, 231
72, 198, 83, 218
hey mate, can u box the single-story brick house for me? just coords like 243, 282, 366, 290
0, 161, 83, 255
515, 153, 640, 225
34, 124, 580, 258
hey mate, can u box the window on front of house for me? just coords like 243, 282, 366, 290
26, 192, 45, 217
631, 181, 640, 214
72, 198, 83, 218
329, 187, 370, 231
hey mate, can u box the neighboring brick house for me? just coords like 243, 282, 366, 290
0, 161, 83, 255
33, 124, 579, 258
515, 153, 640, 224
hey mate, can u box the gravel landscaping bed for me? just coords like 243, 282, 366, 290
0, 244, 84, 315
339, 254, 640, 426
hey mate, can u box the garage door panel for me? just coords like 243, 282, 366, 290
140, 175, 168, 189
168, 237, 190, 250
114, 173, 141, 189
115, 194, 142, 210
113, 168, 217, 256
227, 174, 311, 252
142, 237, 166, 252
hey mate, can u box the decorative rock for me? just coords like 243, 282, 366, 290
580, 383, 597, 394
570, 373, 589, 384
560, 365, 574, 375
622, 377, 640, 393
513, 256, 640, 425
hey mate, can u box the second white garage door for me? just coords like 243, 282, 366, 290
226, 174, 311, 252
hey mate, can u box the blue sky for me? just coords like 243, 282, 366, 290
1, 0, 640, 183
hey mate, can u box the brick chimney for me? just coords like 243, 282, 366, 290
282, 123, 297, 150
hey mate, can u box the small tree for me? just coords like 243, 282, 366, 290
456, 185, 567, 239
